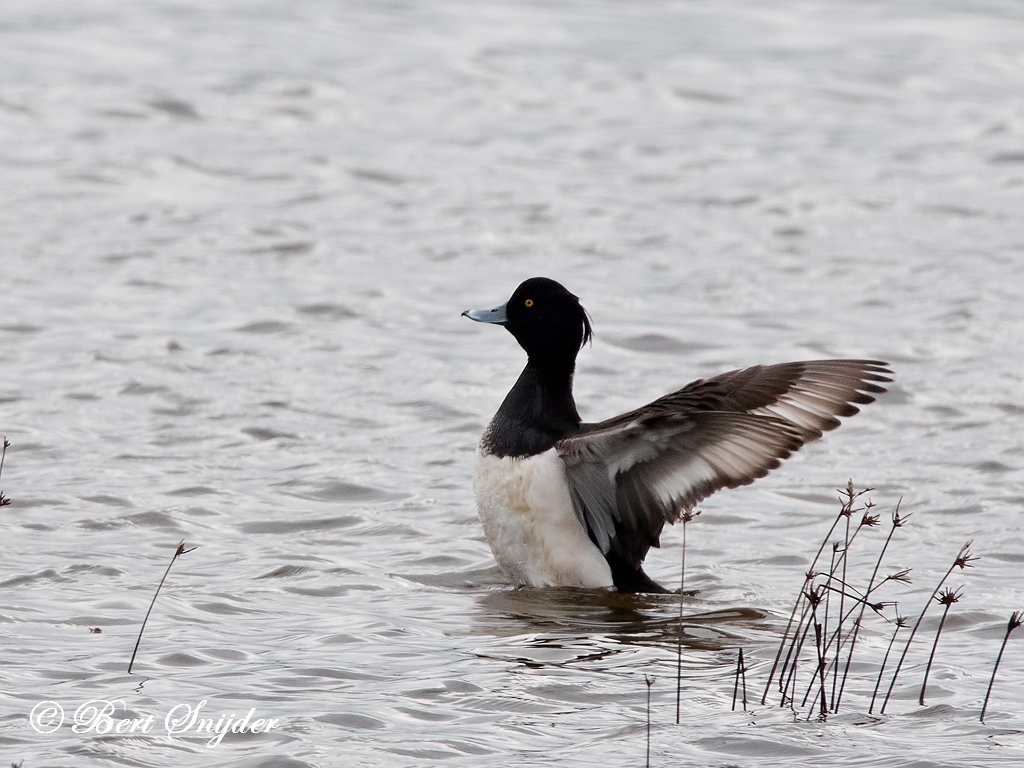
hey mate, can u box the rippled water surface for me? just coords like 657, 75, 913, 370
3, 1, 1024, 765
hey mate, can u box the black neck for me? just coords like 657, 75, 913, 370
481, 361, 581, 458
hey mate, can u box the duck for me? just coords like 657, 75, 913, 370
462, 277, 891, 593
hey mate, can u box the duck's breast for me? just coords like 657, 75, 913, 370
473, 447, 614, 588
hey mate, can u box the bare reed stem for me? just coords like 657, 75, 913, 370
919, 587, 962, 705
128, 539, 195, 674
980, 611, 1022, 722
810, 603, 829, 719
0, 437, 10, 508
645, 675, 654, 768
836, 502, 906, 710
764, 482, 871, 705
880, 541, 977, 714
676, 509, 698, 724
732, 648, 747, 711
869, 610, 906, 714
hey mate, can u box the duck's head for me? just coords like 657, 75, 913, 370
463, 277, 592, 371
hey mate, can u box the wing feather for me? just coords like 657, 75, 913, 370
558, 359, 891, 569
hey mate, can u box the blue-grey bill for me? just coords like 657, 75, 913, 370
462, 303, 508, 324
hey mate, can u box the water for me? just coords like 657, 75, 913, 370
2, 0, 1024, 765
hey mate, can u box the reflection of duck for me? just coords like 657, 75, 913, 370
471, 587, 769, 658
463, 277, 891, 593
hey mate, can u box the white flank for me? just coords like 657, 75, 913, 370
473, 448, 614, 588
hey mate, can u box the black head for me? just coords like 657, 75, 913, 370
463, 277, 592, 372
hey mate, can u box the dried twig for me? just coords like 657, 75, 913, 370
127, 539, 196, 673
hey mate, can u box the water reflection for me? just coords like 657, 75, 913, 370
471, 587, 770, 656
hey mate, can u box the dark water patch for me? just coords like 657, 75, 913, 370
921, 204, 985, 218
119, 381, 170, 396
695, 735, 823, 758
0, 568, 70, 588
774, 489, 837, 505
248, 241, 315, 256
394, 706, 456, 722
64, 564, 124, 577
274, 479, 406, 503
296, 302, 358, 320
989, 152, 1024, 164
759, 554, 807, 566
194, 601, 257, 616
167, 485, 219, 497
65, 392, 101, 401
971, 460, 1014, 474
348, 167, 408, 185
235, 320, 295, 334
256, 565, 315, 579
275, 667, 383, 684
239, 515, 361, 534
318, 633, 360, 645
148, 98, 200, 119
284, 584, 380, 597
203, 647, 249, 661
0, 323, 42, 333
230, 759, 315, 768
315, 712, 386, 729
11, 496, 67, 508
242, 427, 298, 441
118, 511, 181, 529
442, 739, 495, 756
81, 494, 132, 507
986, 551, 1024, 563
156, 652, 208, 667
774, 226, 805, 238
699, 513, 752, 525
673, 87, 735, 103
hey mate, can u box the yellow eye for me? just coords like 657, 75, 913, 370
524, 299, 534, 308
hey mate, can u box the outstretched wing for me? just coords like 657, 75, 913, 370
556, 359, 891, 568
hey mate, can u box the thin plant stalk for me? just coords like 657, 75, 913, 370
761, 503, 848, 704
811, 611, 829, 718
869, 610, 906, 714
880, 542, 976, 714
836, 502, 906, 710
919, 588, 961, 705
780, 600, 815, 707
732, 648, 747, 711
128, 540, 195, 673
676, 509, 698, 724
764, 481, 871, 704
0, 437, 10, 508
980, 611, 1023, 722
645, 675, 654, 768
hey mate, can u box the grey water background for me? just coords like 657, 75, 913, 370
2, 0, 1024, 764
